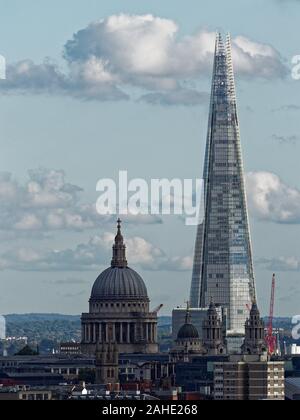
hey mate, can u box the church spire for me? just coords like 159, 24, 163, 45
111, 219, 128, 268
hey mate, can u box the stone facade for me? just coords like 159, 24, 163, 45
81, 220, 158, 356
95, 341, 119, 384
202, 301, 226, 355
81, 305, 158, 355
241, 301, 267, 355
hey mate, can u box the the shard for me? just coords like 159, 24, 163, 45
190, 33, 256, 335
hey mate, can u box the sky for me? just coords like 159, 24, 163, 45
0, 0, 300, 317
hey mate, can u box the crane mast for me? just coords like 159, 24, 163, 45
266, 274, 276, 355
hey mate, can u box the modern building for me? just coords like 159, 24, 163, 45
0, 386, 52, 401
214, 355, 285, 400
81, 220, 158, 355
59, 342, 81, 356
190, 33, 256, 336
0, 316, 5, 340
175, 355, 228, 394
285, 377, 300, 400
290, 344, 300, 355
0, 354, 95, 382
0, 371, 64, 387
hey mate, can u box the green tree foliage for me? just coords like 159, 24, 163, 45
15, 345, 39, 356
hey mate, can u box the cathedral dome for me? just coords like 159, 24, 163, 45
177, 305, 199, 340
91, 266, 148, 301
90, 219, 149, 302
177, 323, 199, 340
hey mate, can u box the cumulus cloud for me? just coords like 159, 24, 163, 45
246, 171, 300, 223
232, 36, 287, 78
272, 134, 299, 144
257, 256, 300, 272
139, 89, 209, 106
0, 168, 162, 235
1, 59, 128, 101
0, 14, 288, 104
272, 104, 300, 112
0, 232, 192, 273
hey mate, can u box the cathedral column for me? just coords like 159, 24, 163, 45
81, 324, 84, 341
145, 323, 149, 342
99, 323, 102, 343
120, 323, 123, 343
127, 323, 130, 343
93, 323, 96, 342
112, 323, 116, 342
105, 323, 109, 343
83, 324, 86, 342
88, 324, 92, 342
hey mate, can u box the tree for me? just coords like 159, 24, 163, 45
15, 345, 39, 356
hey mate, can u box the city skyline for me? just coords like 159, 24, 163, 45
0, 0, 300, 317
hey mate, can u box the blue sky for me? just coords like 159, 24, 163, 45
0, 0, 300, 317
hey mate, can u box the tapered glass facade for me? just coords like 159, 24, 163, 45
190, 34, 256, 334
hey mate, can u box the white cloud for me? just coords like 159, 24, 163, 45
232, 36, 286, 78
1, 59, 128, 101
0, 14, 288, 104
246, 171, 300, 223
257, 256, 300, 272
0, 233, 192, 273
64, 15, 287, 87
0, 168, 162, 235
272, 134, 299, 144
139, 89, 209, 106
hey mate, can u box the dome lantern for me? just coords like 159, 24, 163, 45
111, 219, 128, 268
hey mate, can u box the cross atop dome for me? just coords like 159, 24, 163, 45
117, 218, 122, 231
111, 218, 128, 268
115, 218, 124, 243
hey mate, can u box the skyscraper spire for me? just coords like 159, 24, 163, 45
111, 219, 128, 268
190, 33, 255, 335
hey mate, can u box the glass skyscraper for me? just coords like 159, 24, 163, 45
190, 33, 256, 335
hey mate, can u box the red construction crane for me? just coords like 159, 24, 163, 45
265, 273, 276, 355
